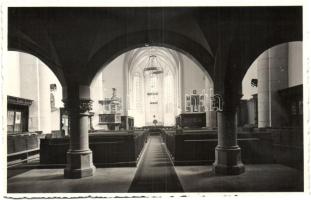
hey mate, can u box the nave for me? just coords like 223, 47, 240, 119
4, 6, 305, 195
128, 135, 183, 192
7, 131, 303, 193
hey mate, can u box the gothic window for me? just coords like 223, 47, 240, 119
164, 74, 174, 113
150, 74, 157, 92
133, 73, 142, 111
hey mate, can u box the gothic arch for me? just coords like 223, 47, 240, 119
85, 30, 214, 85
8, 34, 67, 87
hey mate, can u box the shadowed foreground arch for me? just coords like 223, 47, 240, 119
85, 30, 214, 85
8, 34, 67, 87
238, 28, 302, 81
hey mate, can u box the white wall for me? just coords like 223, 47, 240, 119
90, 72, 104, 129
51, 110, 61, 131
288, 41, 303, 87
102, 54, 125, 115
19, 53, 41, 132
242, 41, 302, 100
6, 52, 63, 133
242, 41, 302, 127
6, 52, 21, 97
182, 54, 207, 98
242, 61, 258, 100
38, 61, 52, 134
181, 54, 215, 128
90, 54, 125, 129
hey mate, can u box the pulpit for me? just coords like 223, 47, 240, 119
98, 88, 122, 130
99, 113, 121, 130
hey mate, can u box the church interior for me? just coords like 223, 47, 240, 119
4, 6, 304, 193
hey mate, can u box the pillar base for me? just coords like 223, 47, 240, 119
213, 145, 245, 175
64, 150, 96, 179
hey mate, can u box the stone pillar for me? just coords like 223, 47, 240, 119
212, 87, 245, 174
213, 67, 245, 174
213, 109, 245, 174
212, 33, 244, 175
63, 85, 96, 178
257, 44, 288, 128
257, 51, 270, 128
269, 44, 288, 127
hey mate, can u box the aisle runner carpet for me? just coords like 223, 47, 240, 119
128, 135, 184, 192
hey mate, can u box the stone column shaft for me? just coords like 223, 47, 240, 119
217, 111, 237, 147
257, 51, 270, 127
68, 110, 89, 151
63, 85, 96, 179
257, 43, 288, 128
213, 103, 245, 175
212, 45, 245, 175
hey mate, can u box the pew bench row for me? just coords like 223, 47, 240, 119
40, 131, 148, 167
161, 128, 303, 169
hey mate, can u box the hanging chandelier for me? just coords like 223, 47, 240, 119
144, 55, 159, 72
143, 54, 164, 75
152, 70, 163, 75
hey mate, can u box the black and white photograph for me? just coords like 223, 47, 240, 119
0, 0, 310, 199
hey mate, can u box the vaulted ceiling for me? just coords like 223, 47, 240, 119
8, 7, 302, 87
127, 47, 180, 76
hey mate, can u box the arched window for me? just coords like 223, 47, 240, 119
164, 73, 174, 113
150, 74, 157, 92
163, 72, 175, 126
133, 72, 142, 111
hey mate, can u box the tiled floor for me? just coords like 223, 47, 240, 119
7, 136, 304, 193
175, 164, 303, 192
7, 164, 303, 193
7, 167, 137, 193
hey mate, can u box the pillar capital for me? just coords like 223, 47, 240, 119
63, 98, 93, 114
79, 99, 93, 113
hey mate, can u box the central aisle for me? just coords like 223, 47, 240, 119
128, 135, 184, 192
